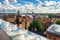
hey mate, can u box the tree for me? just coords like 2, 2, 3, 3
29, 19, 44, 32
48, 14, 54, 18
55, 19, 60, 25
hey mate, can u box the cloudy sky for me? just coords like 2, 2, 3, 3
0, 0, 60, 13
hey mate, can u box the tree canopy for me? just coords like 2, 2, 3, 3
48, 14, 54, 18
55, 19, 60, 25
29, 20, 44, 32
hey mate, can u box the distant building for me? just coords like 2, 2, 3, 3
53, 14, 60, 18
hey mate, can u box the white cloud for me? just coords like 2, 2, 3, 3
36, 0, 40, 1
0, 2, 2, 9
3, 0, 9, 5
0, 2, 1, 5
13, 0, 17, 3
0, 0, 60, 13
37, 3, 43, 8
56, 2, 60, 8
38, 1, 43, 4
45, 1, 57, 6
25, 3, 35, 10
10, 0, 17, 3
3, 0, 17, 5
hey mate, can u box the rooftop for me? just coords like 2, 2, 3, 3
0, 19, 49, 40
47, 24, 60, 36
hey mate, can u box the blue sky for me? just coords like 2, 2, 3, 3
0, 0, 60, 13
0, 0, 60, 4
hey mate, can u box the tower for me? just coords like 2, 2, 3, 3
15, 10, 20, 26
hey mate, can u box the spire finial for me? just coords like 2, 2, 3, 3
17, 9, 19, 14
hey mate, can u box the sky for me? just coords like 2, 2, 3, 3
0, 0, 60, 13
